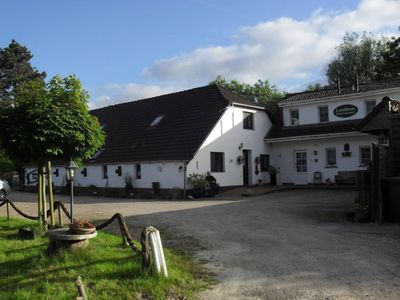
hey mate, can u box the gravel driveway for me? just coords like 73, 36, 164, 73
6, 189, 400, 299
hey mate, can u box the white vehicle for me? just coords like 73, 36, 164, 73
0, 180, 11, 201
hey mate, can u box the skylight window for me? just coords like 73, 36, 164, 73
150, 114, 165, 126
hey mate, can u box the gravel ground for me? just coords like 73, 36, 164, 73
6, 189, 400, 300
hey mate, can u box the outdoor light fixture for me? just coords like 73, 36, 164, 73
66, 160, 77, 223
239, 142, 244, 150
66, 160, 77, 181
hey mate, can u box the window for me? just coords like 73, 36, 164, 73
326, 148, 337, 167
360, 146, 371, 165
150, 114, 165, 126
319, 106, 329, 122
243, 112, 254, 129
135, 164, 141, 179
260, 154, 269, 172
365, 100, 376, 115
210, 152, 224, 172
295, 151, 307, 172
290, 109, 299, 126
102, 165, 108, 179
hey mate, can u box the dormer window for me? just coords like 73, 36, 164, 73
290, 109, 299, 126
150, 114, 165, 126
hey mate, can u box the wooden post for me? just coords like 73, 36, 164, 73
41, 166, 48, 229
58, 205, 63, 227
38, 168, 43, 224
47, 161, 55, 227
6, 201, 10, 221
75, 276, 87, 300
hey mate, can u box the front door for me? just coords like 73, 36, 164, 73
294, 150, 308, 185
243, 150, 250, 185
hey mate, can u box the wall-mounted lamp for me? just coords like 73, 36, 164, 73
238, 142, 244, 150
115, 166, 122, 176
178, 166, 183, 172
53, 168, 59, 177
80, 168, 87, 177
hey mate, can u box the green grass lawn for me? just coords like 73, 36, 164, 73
0, 217, 213, 299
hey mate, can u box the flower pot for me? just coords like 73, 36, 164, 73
69, 225, 96, 235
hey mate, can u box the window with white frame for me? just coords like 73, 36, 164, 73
325, 148, 337, 167
243, 111, 254, 129
295, 151, 307, 172
210, 152, 224, 172
365, 100, 376, 115
319, 106, 329, 122
290, 109, 299, 126
360, 146, 371, 165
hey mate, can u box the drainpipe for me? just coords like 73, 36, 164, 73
183, 161, 188, 198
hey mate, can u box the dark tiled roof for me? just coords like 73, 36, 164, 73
216, 85, 265, 109
281, 78, 400, 105
89, 84, 259, 164
265, 119, 361, 140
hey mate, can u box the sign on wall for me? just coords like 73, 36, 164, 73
333, 104, 358, 118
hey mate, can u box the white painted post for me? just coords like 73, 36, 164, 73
149, 231, 161, 274
155, 230, 168, 277
148, 228, 168, 277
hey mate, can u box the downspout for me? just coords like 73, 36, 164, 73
183, 161, 188, 198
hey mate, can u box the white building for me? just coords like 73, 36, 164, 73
24, 79, 400, 192
25, 85, 271, 195
265, 79, 400, 185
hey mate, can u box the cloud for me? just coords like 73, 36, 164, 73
143, 0, 400, 88
89, 83, 176, 109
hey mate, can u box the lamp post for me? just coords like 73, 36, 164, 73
66, 160, 77, 223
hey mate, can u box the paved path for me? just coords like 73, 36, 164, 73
5, 190, 400, 299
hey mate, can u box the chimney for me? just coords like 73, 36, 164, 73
337, 74, 341, 94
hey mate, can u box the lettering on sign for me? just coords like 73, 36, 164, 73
334, 104, 358, 118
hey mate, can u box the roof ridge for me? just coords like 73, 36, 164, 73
215, 84, 265, 108
90, 84, 218, 112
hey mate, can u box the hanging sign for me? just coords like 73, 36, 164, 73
334, 104, 358, 118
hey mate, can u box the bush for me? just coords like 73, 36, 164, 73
187, 173, 208, 189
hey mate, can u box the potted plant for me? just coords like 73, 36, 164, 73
187, 173, 208, 198
268, 166, 278, 186
69, 219, 96, 234
354, 203, 370, 223
124, 174, 134, 196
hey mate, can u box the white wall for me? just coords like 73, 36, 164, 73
269, 134, 378, 184
25, 162, 186, 189
282, 91, 400, 126
186, 105, 272, 187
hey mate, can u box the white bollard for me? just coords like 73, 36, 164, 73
148, 228, 168, 277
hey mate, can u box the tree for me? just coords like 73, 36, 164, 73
0, 40, 46, 105
376, 35, 400, 79
210, 75, 285, 112
326, 32, 388, 86
0, 75, 105, 226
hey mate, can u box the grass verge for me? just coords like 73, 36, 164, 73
0, 217, 213, 299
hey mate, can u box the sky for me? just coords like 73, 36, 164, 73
1, 0, 399, 108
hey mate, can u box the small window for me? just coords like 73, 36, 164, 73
319, 106, 329, 122
260, 154, 269, 172
102, 165, 108, 179
365, 100, 376, 115
360, 146, 371, 165
210, 152, 224, 172
135, 164, 141, 179
150, 114, 165, 126
326, 148, 337, 167
243, 112, 254, 129
290, 109, 299, 126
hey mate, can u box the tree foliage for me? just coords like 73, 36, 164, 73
0, 40, 46, 105
0, 75, 105, 166
210, 75, 285, 112
325, 32, 400, 86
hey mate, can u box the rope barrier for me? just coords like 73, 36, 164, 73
1, 197, 154, 271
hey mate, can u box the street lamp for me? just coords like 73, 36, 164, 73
66, 160, 77, 223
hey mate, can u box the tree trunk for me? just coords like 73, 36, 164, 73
37, 164, 43, 225
41, 165, 47, 229
47, 161, 55, 227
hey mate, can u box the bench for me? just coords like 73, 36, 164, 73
335, 171, 360, 186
